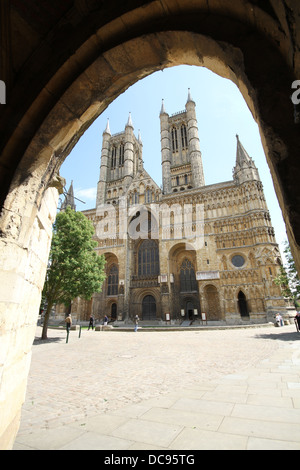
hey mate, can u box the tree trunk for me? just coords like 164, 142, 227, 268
41, 300, 53, 339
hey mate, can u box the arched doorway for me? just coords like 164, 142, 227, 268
111, 303, 117, 321
186, 301, 194, 321
142, 295, 157, 321
238, 291, 249, 318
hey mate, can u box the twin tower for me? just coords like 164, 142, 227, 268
96, 90, 205, 207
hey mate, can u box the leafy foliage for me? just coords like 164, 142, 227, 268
41, 207, 105, 338
273, 241, 300, 303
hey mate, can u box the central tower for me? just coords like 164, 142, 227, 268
160, 89, 205, 194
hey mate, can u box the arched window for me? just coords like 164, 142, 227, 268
107, 265, 118, 296
146, 189, 152, 203
180, 259, 197, 292
171, 127, 178, 153
119, 144, 125, 166
181, 124, 188, 149
111, 146, 117, 168
138, 239, 159, 276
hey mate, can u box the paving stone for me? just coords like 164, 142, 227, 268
13, 324, 300, 450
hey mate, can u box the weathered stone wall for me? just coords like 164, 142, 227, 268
0, 178, 63, 449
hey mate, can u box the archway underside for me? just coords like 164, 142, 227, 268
1, 20, 299, 268
0, 1, 300, 448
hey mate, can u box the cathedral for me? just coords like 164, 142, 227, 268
72, 90, 287, 325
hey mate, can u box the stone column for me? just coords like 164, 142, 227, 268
160, 100, 172, 194
0, 175, 63, 449
124, 113, 134, 191
96, 119, 111, 207
186, 90, 205, 188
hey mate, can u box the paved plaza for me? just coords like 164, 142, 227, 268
13, 324, 300, 450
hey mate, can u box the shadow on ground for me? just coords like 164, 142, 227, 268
33, 336, 65, 345
255, 330, 300, 342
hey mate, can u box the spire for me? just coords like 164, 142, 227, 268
236, 134, 252, 165
186, 88, 195, 104
160, 99, 167, 115
233, 135, 260, 183
138, 129, 143, 145
126, 112, 134, 128
61, 181, 76, 212
103, 118, 111, 135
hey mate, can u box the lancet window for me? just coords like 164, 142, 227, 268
119, 144, 125, 166
181, 124, 188, 149
111, 146, 117, 169
180, 259, 197, 292
107, 265, 118, 296
171, 127, 178, 153
138, 239, 159, 276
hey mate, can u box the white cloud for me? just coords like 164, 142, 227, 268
75, 187, 97, 201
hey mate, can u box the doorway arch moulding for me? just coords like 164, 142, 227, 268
1, 0, 300, 449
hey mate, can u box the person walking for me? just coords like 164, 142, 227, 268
65, 313, 72, 333
295, 312, 300, 332
104, 315, 108, 326
88, 315, 94, 330
134, 315, 139, 332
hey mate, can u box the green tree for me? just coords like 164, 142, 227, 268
41, 207, 106, 339
274, 241, 300, 304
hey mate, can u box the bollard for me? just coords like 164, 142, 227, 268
66, 330, 69, 343
79, 325, 82, 338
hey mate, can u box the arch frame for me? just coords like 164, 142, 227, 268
1, 1, 300, 449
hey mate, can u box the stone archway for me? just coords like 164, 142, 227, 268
1, 1, 300, 448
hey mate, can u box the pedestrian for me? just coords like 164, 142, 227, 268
88, 315, 94, 330
65, 313, 72, 333
104, 315, 108, 326
295, 312, 300, 332
134, 315, 139, 332
275, 313, 283, 327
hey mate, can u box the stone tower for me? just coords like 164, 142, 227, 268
160, 89, 205, 194
96, 114, 143, 207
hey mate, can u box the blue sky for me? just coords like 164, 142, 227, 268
60, 65, 287, 254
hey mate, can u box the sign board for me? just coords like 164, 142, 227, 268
201, 312, 207, 321
196, 271, 220, 280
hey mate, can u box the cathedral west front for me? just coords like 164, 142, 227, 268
71, 90, 287, 326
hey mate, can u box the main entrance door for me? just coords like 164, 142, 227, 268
186, 301, 194, 320
142, 295, 156, 321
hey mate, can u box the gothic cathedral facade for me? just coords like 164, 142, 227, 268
75, 90, 287, 325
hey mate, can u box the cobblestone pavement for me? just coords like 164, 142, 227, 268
13, 324, 300, 450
